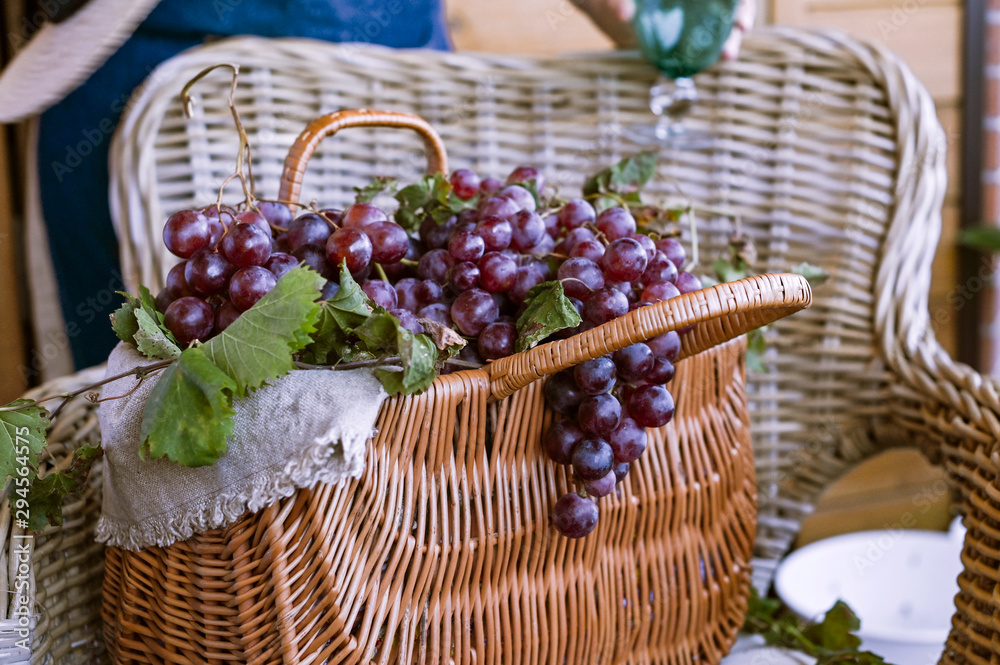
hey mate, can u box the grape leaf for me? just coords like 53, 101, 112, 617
804, 601, 863, 651
133, 308, 181, 360
25, 445, 101, 531
139, 347, 237, 467
354, 310, 401, 351
515, 280, 582, 352
712, 257, 750, 285
355, 176, 398, 203
420, 319, 466, 358
301, 264, 374, 364
960, 227, 1000, 251
375, 327, 439, 395
582, 152, 658, 206
790, 261, 830, 287
394, 173, 474, 231
745, 327, 768, 374
0, 400, 49, 485
110, 296, 140, 345
202, 266, 324, 395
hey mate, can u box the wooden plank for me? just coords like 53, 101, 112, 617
448, 0, 613, 54
771, 3, 963, 101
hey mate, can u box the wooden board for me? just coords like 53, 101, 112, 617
0, 127, 28, 403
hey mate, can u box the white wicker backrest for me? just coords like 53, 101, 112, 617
109, 27, 948, 588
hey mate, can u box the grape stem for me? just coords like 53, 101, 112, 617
294, 357, 485, 371
0, 359, 175, 420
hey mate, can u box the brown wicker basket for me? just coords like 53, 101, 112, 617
100, 110, 812, 665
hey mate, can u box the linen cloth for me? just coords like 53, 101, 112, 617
95, 342, 387, 550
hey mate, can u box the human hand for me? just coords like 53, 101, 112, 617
572, 0, 757, 61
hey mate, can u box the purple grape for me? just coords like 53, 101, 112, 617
319, 209, 344, 226
417, 303, 453, 326
641, 281, 681, 303
286, 213, 330, 249
185, 249, 236, 296
362, 279, 398, 309
163, 209, 211, 259
480, 177, 503, 196
257, 201, 293, 228
342, 203, 388, 229
326, 228, 373, 274
164, 297, 214, 345
221, 222, 272, 268
571, 437, 615, 480
510, 210, 545, 252
583, 288, 629, 325
235, 211, 272, 238
551, 493, 598, 538
449, 230, 486, 263
450, 288, 500, 336
627, 384, 675, 428
544, 213, 560, 239
585, 471, 616, 498
499, 184, 536, 213
528, 232, 555, 256
291, 243, 333, 279
264, 252, 299, 281
647, 331, 681, 362
389, 308, 425, 334
613, 343, 654, 384
450, 168, 481, 200
365, 221, 410, 264
449, 261, 480, 291
419, 216, 455, 250
417, 248, 454, 285
577, 394, 622, 438
570, 239, 606, 262
646, 357, 676, 385
557, 257, 605, 300
656, 237, 686, 270
573, 357, 617, 395
608, 417, 647, 463
613, 462, 630, 483
630, 233, 657, 261
214, 300, 241, 334
506, 165, 545, 191
476, 215, 513, 252
478, 321, 516, 359
154, 289, 172, 313
595, 207, 636, 241
642, 251, 679, 284
543, 419, 586, 464
395, 278, 422, 312
479, 195, 519, 219
229, 266, 277, 311
543, 370, 586, 417
321, 281, 340, 300
478, 252, 517, 293
675, 271, 703, 294
558, 199, 596, 231
602, 237, 648, 282
509, 264, 546, 306
164, 261, 193, 300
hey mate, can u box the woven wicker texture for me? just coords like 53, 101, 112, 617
18, 24, 993, 664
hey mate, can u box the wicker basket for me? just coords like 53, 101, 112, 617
99, 110, 812, 664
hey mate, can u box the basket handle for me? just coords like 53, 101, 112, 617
488, 272, 812, 401
278, 109, 449, 203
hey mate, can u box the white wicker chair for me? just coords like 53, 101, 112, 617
13, 26, 996, 664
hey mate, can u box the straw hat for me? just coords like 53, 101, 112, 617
0, 0, 161, 123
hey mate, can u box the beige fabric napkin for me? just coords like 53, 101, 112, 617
95, 343, 387, 551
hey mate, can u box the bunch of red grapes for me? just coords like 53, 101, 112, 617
156, 164, 702, 539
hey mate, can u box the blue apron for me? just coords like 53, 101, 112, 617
37, 0, 450, 370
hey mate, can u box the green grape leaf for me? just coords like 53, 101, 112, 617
139, 347, 237, 467
515, 280, 582, 353
133, 308, 182, 360
25, 445, 101, 531
394, 173, 473, 232
804, 601, 863, 652
790, 261, 831, 287
745, 328, 768, 374
375, 327, 439, 395
0, 400, 49, 485
419, 319, 466, 359
301, 265, 374, 364
712, 257, 750, 284
354, 310, 401, 351
394, 177, 435, 232
583, 152, 658, 200
960, 227, 1000, 251
354, 176, 398, 203
202, 266, 324, 395
110, 295, 140, 345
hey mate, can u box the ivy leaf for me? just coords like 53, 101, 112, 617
139, 347, 237, 467
375, 327, 439, 395
0, 400, 49, 484
583, 152, 658, 201
790, 261, 830, 287
515, 281, 582, 352
25, 445, 102, 531
354, 176, 398, 203
133, 308, 182, 360
202, 266, 324, 395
